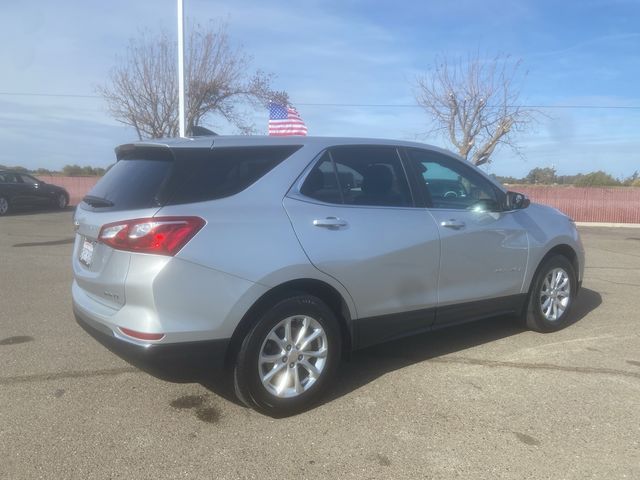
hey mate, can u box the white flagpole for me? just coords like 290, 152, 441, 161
177, 0, 186, 137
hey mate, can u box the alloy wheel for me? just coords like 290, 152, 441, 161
258, 315, 328, 398
539, 267, 571, 322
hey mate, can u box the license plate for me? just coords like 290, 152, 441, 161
79, 239, 95, 267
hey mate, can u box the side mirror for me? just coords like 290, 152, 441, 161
506, 191, 530, 210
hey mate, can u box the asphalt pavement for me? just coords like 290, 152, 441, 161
1, 209, 639, 479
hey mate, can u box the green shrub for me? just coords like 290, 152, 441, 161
574, 171, 621, 187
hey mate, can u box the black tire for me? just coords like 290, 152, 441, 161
524, 255, 577, 332
55, 193, 68, 210
233, 295, 341, 416
0, 196, 9, 216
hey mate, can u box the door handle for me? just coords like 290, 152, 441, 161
440, 219, 465, 229
313, 217, 348, 229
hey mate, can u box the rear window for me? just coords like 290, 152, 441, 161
83, 145, 301, 211
85, 158, 173, 210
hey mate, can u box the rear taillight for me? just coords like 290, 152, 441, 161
99, 216, 205, 256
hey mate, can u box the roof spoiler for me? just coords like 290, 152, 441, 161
114, 143, 173, 162
190, 126, 218, 137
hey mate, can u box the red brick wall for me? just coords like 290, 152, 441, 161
38, 176, 640, 223
514, 186, 640, 223
38, 176, 98, 206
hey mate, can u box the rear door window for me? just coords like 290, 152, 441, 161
300, 146, 413, 207
0, 173, 19, 183
299, 152, 343, 204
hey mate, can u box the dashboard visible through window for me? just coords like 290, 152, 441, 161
405, 148, 501, 211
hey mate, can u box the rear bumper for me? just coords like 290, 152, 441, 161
74, 305, 230, 366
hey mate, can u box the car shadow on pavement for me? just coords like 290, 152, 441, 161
79, 287, 602, 412
320, 287, 602, 407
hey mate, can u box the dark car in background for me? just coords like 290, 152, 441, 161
0, 171, 69, 216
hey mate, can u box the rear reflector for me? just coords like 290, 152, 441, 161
99, 216, 205, 256
119, 327, 165, 341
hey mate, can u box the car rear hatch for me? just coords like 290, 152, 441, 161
73, 144, 178, 310
73, 140, 303, 311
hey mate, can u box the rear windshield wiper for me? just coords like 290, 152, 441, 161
83, 195, 114, 207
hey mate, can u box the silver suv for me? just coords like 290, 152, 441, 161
72, 136, 584, 415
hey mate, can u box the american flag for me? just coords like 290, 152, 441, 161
268, 102, 308, 136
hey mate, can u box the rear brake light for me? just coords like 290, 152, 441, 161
99, 216, 205, 256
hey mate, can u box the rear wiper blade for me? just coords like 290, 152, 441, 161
83, 195, 114, 207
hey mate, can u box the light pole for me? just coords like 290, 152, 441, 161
177, 0, 186, 137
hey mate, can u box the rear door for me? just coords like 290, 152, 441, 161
284, 146, 441, 347
403, 148, 529, 326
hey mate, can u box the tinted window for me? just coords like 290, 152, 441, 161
18, 174, 39, 186
406, 148, 500, 211
168, 146, 300, 205
84, 145, 300, 211
0, 172, 19, 183
84, 156, 173, 211
300, 152, 343, 204
301, 146, 412, 207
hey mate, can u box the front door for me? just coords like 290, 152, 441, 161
404, 148, 529, 326
18, 174, 50, 206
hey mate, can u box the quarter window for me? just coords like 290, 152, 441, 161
168, 146, 301, 205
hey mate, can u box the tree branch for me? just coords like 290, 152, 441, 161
97, 21, 285, 139
414, 53, 537, 165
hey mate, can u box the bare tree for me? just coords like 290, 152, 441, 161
414, 54, 534, 166
98, 22, 286, 139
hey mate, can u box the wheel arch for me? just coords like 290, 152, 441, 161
225, 278, 354, 367
526, 243, 580, 294
543, 244, 579, 276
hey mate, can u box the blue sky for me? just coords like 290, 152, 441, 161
1, 0, 639, 178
